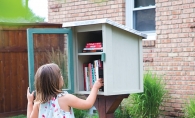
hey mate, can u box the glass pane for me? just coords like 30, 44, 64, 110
134, 0, 155, 8
33, 33, 69, 89
133, 8, 155, 31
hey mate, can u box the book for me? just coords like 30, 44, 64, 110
86, 42, 102, 45
83, 59, 104, 92
94, 60, 99, 81
83, 64, 88, 91
83, 47, 103, 50
83, 42, 103, 53
88, 63, 93, 89
98, 60, 104, 91
85, 45, 102, 48
91, 64, 96, 85
83, 50, 103, 53
84, 67, 90, 91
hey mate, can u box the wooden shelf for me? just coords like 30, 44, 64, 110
78, 52, 103, 56
77, 91, 104, 95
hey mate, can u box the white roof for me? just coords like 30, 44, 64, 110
63, 18, 147, 39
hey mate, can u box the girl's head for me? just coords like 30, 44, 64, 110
34, 63, 63, 103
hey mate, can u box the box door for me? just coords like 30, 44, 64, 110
27, 28, 74, 93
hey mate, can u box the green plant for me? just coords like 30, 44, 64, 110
184, 96, 195, 118
126, 71, 167, 118
47, 48, 68, 88
114, 104, 130, 118
10, 115, 26, 118
90, 113, 99, 118
73, 108, 89, 118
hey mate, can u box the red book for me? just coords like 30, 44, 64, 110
85, 45, 102, 48
86, 42, 102, 45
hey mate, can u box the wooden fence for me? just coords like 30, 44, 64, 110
0, 22, 62, 117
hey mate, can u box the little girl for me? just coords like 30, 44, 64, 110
27, 63, 103, 118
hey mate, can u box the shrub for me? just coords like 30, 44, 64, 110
184, 96, 195, 118
114, 105, 130, 118
73, 108, 89, 118
73, 108, 99, 118
126, 71, 167, 118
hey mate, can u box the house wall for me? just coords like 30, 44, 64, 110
48, 0, 125, 24
48, 0, 195, 117
154, 0, 195, 117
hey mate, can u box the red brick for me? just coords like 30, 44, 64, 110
183, 18, 194, 23
172, 1, 182, 5
183, 0, 194, 4
180, 14, 189, 19
172, 29, 181, 33
172, 10, 181, 15
183, 8, 194, 13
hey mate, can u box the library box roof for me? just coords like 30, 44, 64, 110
62, 18, 147, 39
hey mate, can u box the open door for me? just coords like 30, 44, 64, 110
27, 28, 74, 93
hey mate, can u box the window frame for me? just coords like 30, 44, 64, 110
125, 0, 156, 40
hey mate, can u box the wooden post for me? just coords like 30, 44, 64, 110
94, 94, 129, 118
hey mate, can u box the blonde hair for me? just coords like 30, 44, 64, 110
34, 63, 63, 103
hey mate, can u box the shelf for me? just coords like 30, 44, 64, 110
77, 91, 104, 95
78, 52, 103, 56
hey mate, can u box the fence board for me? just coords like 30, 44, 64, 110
22, 53, 28, 109
4, 31, 9, 47
0, 53, 4, 112
17, 30, 23, 110
4, 53, 11, 112
11, 53, 18, 111
0, 31, 3, 47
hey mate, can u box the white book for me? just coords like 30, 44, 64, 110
94, 60, 99, 81
83, 47, 103, 50
84, 67, 90, 91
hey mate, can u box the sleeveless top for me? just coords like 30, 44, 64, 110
38, 91, 75, 118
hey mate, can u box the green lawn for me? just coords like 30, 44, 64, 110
10, 115, 26, 118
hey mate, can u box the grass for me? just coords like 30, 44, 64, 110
10, 115, 26, 118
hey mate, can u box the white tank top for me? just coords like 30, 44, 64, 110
38, 91, 75, 118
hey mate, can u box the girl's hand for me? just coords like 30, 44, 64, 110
27, 87, 34, 103
93, 78, 103, 89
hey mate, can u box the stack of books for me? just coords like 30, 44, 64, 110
83, 42, 103, 52
83, 59, 104, 91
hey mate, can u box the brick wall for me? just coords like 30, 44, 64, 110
154, 0, 195, 117
48, 0, 195, 117
48, 0, 125, 24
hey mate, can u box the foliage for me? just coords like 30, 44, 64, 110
73, 108, 89, 118
184, 96, 195, 118
73, 108, 99, 118
0, 0, 44, 23
126, 71, 167, 118
47, 48, 68, 88
114, 105, 130, 118
10, 115, 26, 118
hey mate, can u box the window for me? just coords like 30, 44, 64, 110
126, 0, 156, 40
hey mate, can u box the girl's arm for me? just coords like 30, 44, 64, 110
27, 87, 39, 118
64, 79, 103, 110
